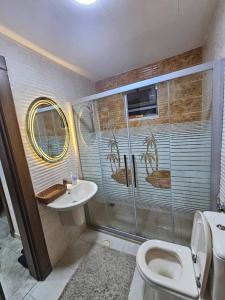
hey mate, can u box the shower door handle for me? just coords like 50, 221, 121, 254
124, 155, 129, 187
132, 155, 137, 188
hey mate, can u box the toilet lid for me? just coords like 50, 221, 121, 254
191, 211, 212, 296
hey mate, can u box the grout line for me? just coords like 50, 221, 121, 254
0, 236, 23, 255
0, 242, 22, 256
8, 275, 37, 300
22, 289, 36, 300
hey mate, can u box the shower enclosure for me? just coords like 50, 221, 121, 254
74, 61, 223, 245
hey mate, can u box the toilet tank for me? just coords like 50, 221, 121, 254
204, 212, 225, 300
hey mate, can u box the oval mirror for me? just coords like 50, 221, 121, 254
26, 97, 70, 163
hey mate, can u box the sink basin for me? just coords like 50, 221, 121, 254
47, 180, 97, 211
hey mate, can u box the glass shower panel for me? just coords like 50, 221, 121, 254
93, 94, 136, 234
74, 101, 108, 227
127, 82, 174, 241
169, 71, 213, 245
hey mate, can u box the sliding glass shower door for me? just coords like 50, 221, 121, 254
75, 94, 137, 234
74, 101, 108, 226
126, 70, 213, 244
94, 94, 137, 234
126, 81, 174, 242
74, 64, 217, 245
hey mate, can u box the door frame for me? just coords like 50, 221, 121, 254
0, 55, 52, 280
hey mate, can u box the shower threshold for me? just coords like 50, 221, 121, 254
87, 224, 147, 244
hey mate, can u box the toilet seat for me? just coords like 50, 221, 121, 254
136, 240, 199, 299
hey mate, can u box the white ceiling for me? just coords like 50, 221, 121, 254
0, 0, 217, 80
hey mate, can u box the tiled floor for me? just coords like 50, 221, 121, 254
0, 223, 147, 300
23, 228, 143, 300
0, 211, 37, 300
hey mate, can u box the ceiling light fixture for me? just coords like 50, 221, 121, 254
75, 0, 96, 5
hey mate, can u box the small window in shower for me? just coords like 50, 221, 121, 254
127, 85, 158, 120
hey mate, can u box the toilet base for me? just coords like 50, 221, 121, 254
144, 284, 185, 300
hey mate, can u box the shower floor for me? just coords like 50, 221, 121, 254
87, 199, 192, 246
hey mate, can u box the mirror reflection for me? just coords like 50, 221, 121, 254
78, 103, 97, 146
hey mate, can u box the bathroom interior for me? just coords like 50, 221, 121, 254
0, 0, 225, 300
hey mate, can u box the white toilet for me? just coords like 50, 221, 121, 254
136, 211, 225, 300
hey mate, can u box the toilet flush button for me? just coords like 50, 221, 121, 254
216, 224, 225, 231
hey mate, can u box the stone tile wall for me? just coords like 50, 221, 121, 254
95, 48, 202, 92
95, 48, 204, 131
96, 74, 206, 131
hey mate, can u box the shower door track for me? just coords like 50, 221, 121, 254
87, 224, 147, 243
79, 59, 224, 241
76, 61, 215, 103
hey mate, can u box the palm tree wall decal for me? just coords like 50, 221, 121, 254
140, 133, 171, 189
106, 131, 131, 186
140, 134, 158, 175
107, 133, 120, 173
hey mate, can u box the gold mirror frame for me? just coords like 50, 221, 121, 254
26, 97, 70, 163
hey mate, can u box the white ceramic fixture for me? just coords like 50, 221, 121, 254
137, 211, 225, 300
47, 180, 97, 211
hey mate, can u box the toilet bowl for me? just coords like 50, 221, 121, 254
137, 240, 199, 299
136, 211, 213, 300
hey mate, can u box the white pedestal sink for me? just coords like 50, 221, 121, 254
47, 180, 98, 211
